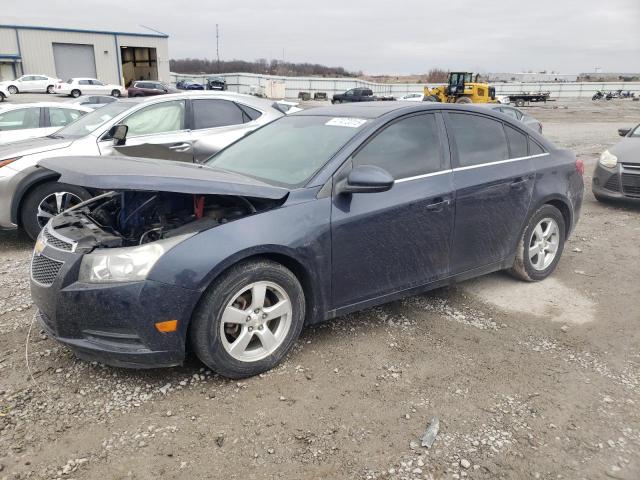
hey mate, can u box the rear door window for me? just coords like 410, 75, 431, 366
529, 139, 546, 155
504, 125, 529, 158
0, 108, 41, 130
447, 113, 509, 167
192, 99, 246, 129
352, 113, 442, 179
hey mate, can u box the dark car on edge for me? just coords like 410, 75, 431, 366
30, 102, 584, 378
127, 81, 178, 97
206, 77, 227, 91
176, 79, 205, 90
331, 88, 375, 104
592, 123, 640, 202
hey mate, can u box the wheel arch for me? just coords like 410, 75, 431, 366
528, 194, 573, 237
192, 248, 323, 328
11, 169, 60, 225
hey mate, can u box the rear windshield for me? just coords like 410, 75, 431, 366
206, 115, 368, 187
50, 102, 133, 139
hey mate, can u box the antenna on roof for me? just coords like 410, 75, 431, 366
139, 24, 168, 36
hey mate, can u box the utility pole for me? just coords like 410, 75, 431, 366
216, 24, 220, 72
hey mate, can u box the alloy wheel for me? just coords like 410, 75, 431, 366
36, 192, 83, 228
220, 281, 292, 362
528, 217, 560, 271
8, 86, 18, 94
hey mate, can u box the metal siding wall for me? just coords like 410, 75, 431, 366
16, 29, 118, 82
0, 28, 19, 54
116, 35, 170, 83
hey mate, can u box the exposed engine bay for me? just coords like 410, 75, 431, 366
49, 191, 282, 249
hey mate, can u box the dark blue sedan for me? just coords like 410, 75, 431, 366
175, 79, 204, 90
31, 102, 584, 378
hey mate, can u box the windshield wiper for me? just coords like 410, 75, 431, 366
47, 133, 64, 139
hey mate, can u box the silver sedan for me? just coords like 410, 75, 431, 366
0, 92, 289, 239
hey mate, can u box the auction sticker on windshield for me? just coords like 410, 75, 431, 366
325, 117, 367, 128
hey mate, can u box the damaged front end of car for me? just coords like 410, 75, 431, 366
29, 155, 290, 368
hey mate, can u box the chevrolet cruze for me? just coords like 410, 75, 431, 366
30, 102, 584, 378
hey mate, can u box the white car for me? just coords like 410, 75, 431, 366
56, 78, 125, 98
397, 93, 426, 102
0, 102, 92, 143
0, 84, 10, 102
1, 75, 61, 94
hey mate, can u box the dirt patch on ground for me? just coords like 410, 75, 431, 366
0, 98, 639, 479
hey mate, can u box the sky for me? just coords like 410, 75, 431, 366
3, 0, 640, 75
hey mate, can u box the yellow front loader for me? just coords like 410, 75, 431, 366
424, 72, 496, 103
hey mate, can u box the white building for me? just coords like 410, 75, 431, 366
0, 22, 170, 86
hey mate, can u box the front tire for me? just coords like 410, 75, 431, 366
456, 96, 472, 104
0, 93, 5, 102
423, 95, 438, 102
111, 89, 121, 97
510, 204, 566, 282
190, 259, 305, 379
515, 98, 526, 107
71, 89, 81, 98
20, 182, 92, 240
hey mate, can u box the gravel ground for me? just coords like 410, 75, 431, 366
0, 97, 639, 480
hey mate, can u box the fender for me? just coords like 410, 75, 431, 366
10, 167, 59, 225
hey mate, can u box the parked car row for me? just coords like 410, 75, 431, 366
26, 101, 584, 378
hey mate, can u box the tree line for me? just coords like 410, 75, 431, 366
169, 58, 361, 77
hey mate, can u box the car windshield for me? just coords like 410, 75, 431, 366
630, 125, 640, 137
206, 115, 368, 187
49, 102, 133, 139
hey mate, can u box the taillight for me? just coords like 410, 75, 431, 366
576, 159, 585, 176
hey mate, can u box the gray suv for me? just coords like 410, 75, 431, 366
0, 92, 285, 239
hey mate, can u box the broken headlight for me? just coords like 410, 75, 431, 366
599, 150, 618, 168
79, 234, 192, 283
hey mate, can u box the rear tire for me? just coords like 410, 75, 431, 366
46, 85, 55, 94
111, 89, 121, 97
423, 95, 438, 102
8, 85, 18, 95
509, 204, 565, 282
456, 96, 472, 104
71, 89, 81, 98
190, 259, 305, 379
20, 182, 92, 240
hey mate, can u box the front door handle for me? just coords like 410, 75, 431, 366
169, 142, 191, 152
426, 197, 450, 211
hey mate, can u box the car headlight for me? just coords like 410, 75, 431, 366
599, 150, 618, 168
79, 234, 192, 283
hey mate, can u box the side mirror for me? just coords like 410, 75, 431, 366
337, 165, 394, 194
108, 124, 128, 145
618, 128, 631, 137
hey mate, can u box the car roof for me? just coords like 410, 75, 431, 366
294, 102, 532, 119
123, 91, 281, 110
0, 102, 92, 111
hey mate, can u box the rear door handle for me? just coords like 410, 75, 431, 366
426, 197, 450, 211
510, 177, 529, 189
169, 142, 191, 152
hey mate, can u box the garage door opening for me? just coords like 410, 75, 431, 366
121, 47, 158, 87
53, 43, 97, 80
